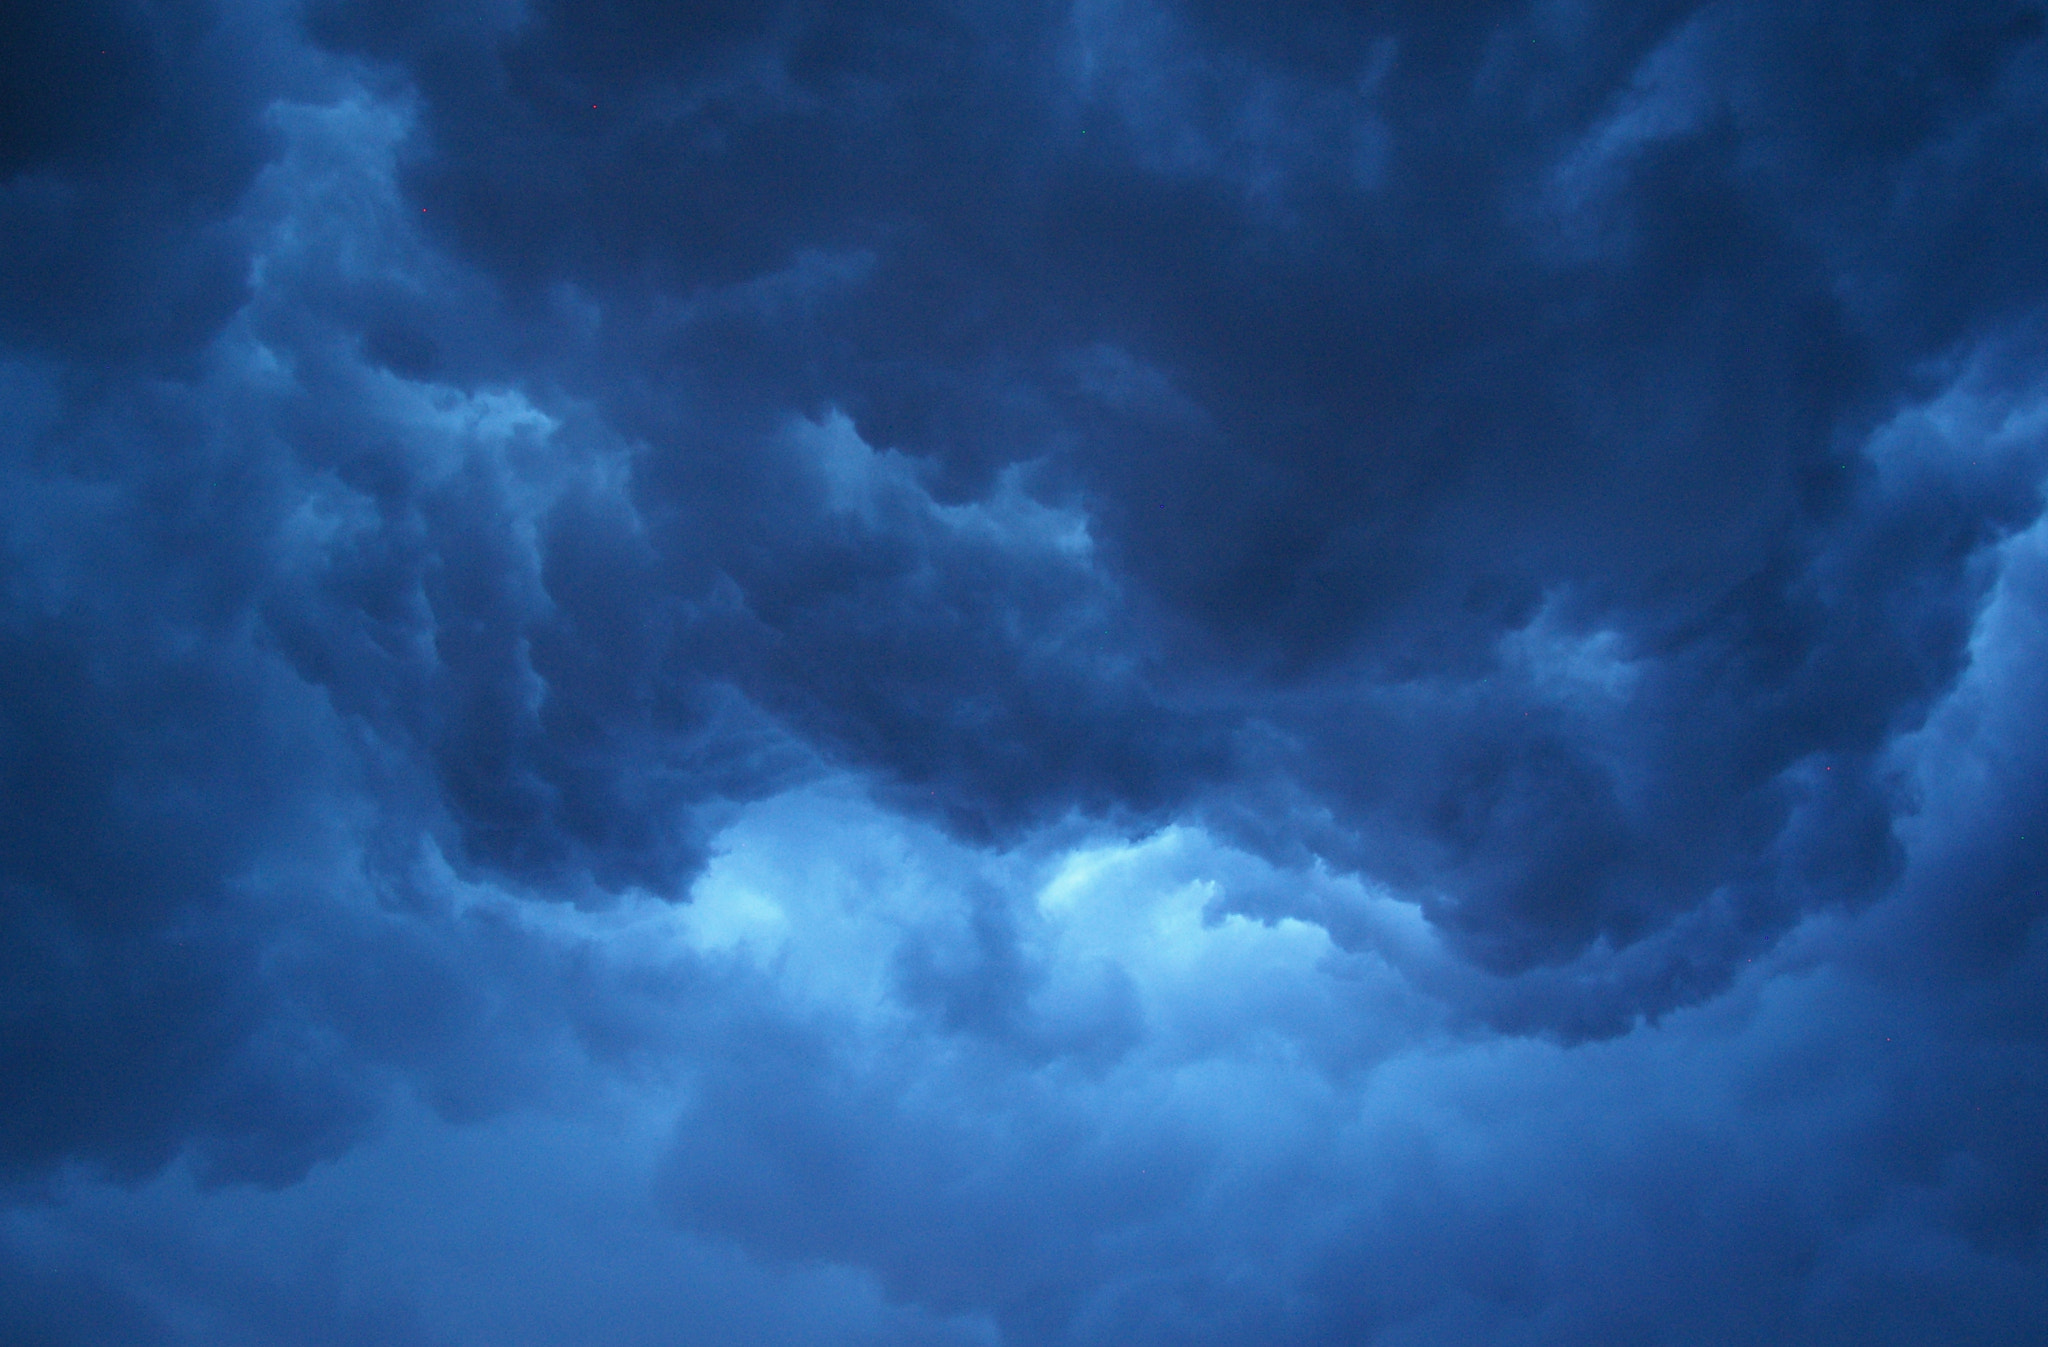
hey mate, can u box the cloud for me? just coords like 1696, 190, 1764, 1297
259, 0, 2048, 1020
2, 1, 2046, 1343
6, 748, 2043, 1343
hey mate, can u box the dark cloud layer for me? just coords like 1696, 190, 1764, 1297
3, 0, 2046, 1343
290, 0, 2048, 997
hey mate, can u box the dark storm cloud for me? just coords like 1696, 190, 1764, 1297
0, 2, 395, 1197
3, 1, 2048, 1344
0, 0, 308, 366
284, 0, 2048, 1020
0, 74, 769, 1187
0, 354, 366, 1185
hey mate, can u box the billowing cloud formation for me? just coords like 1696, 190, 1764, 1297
2, 0, 2045, 1342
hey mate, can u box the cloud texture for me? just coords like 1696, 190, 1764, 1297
3, 1, 2046, 1342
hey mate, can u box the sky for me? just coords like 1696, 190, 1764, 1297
3, 1, 2047, 1343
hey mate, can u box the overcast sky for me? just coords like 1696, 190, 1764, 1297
3, 2, 2047, 1343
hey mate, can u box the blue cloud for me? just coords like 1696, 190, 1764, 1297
3, 1, 2045, 1342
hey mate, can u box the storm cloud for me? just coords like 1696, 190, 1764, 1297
2, 0, 2045, 1343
